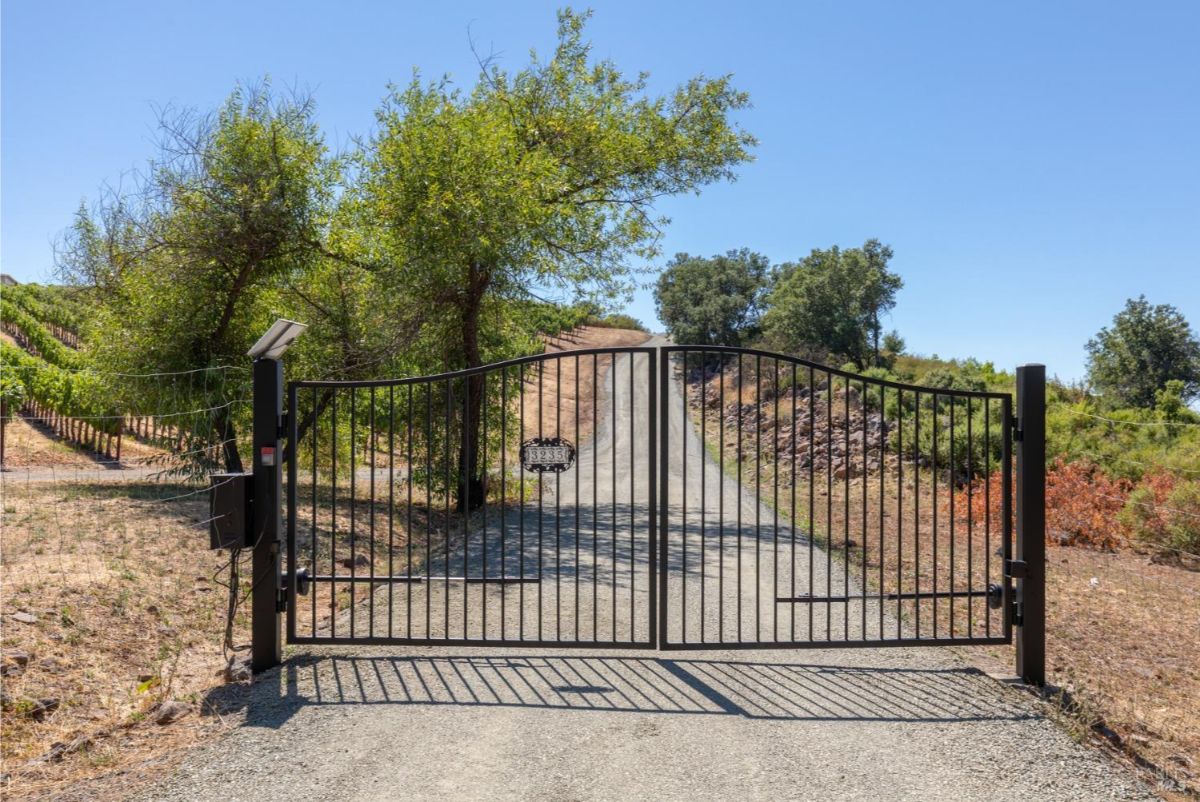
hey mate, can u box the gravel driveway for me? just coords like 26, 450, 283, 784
143, 339, 1154, 801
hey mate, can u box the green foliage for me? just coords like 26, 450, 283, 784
0, 373, 26, 417
5, 283, 85, 334
654, 249, 770, 346
764, 239, 902, 369
352, 8, 753, 372
0, 343, 121, 435
1165, 482, 1200, 555
584, 312, 646, 331
1085, 295, 1200, 407
0, 298, 82, 369
73, 83, 339, 470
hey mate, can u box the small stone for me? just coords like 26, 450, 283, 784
339, 553, 371, 569
137, 673, 155, 683
2, 650, 31, 666
30, 698, 59, 721
224, 656, 252, 684
10, 612, 37, 625
37, 658, 65, 674
146, 605, 158, 615
40, 735, 91, 763
154, 700, 191, 725
157, 626, 178, 637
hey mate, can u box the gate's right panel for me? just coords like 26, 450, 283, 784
659, 346, 1013, 649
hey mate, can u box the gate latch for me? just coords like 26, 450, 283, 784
1004, 559, 1028, 579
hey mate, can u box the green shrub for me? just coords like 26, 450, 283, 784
1165, 481, 1200, 556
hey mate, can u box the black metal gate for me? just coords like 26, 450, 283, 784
286, 347, 658, 648
279, 344, 1043, 680
658, 346, 1014, 651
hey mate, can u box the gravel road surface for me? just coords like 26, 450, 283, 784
144, 339, 1154, 801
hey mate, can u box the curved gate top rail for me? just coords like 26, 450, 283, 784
663, 344, 1012, 400
254, 343, 1044, 685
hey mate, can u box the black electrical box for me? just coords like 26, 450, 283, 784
209, 472, 253, 550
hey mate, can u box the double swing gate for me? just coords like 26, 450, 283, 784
275, 345, 1044, 679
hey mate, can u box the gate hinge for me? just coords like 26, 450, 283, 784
1012, 599, 1024, 627
277, 414, 290, 440
1011, 415, 1023, 442
276, 586, 288, 613
1005, 559, 1028, 579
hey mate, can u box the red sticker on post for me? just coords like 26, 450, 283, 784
260, 446, 276, 467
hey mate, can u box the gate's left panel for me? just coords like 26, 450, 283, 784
286, 347, 656, 648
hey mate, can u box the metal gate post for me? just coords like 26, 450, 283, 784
1014, 364, 1046, 686
252, 357, 284, 673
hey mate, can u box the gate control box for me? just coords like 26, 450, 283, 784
209, 472, 253, 550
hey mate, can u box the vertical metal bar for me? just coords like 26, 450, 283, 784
773, 360, 779, 643
985, 397, 992, 636
826, 370, 832, 641
629, 351, 635, 640
791, 364, 798, 642
424, 384, 432, 638
808, 365, 815, 641
657, 348, 669, 646
388, 385, 395, 639
720, 355, 727, 643
349, 388, 357, 637
369, 387, 376, 638
538, 361, 544, 640
913, 391, 920, 640
700, 351, 707, 644
681, 350, 687, 642
648, 349, 658, 647
878, 384, 885, 640
967, 396, 974, 637
1002, 394, 1013, 640
612, 353, 617, 639
737, 354, 744, 642
286, 383, 298, 644
575, 354, 580, 641
932, 392, 939, 638
755, 353, 762, 643
949, 395, 955, 638
463, 375, 470, 639
593, 355, 599, 641
407, 384, 414, 640
519, 365, 526, 640
843, 374, 850, 640
311, 387, 318, 637
481, 371, 488, 639
499, 367, 507, 640
1016, 364, 1046, 685
896, 388, 903, 641
862, 379, 869, 641
330, 389, 337, 640
557, 358, 563, 641
444, 379, 451, 639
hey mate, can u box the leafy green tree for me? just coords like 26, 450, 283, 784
763, 239, 902, 368
654, 249, 770, 346
67, 83, 338, 471
1086, 296, 1200, 408
352, 9, 754, 505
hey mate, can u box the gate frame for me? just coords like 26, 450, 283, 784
256, 347, 1046, 687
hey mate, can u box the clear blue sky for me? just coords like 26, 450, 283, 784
3, 1, 1197, 382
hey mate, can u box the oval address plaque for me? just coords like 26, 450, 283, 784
520, 437, 576, 473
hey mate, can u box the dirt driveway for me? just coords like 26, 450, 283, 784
142, 338, 1154, 801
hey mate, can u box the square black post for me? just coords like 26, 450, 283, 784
252, 357, 284, 673
1015, 364, 1046, 686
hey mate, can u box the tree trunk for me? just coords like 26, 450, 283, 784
457, 263, 488, 512
215, 407, 243, 473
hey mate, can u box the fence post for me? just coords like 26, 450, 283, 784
251, 357, 284, 673
1015, 364, 1046, 686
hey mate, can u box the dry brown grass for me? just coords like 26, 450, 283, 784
0, 478, 254, 801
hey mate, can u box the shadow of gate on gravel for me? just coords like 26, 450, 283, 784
223, 655, 1037, 729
